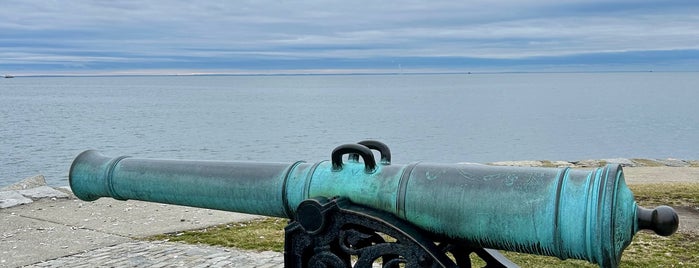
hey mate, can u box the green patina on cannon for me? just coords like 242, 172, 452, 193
69, 141, 678, 268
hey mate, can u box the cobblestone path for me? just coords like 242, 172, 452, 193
25, 241, 283, 268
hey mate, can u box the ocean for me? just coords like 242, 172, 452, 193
1, 72, 697, 187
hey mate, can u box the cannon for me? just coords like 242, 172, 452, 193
69, 141, 678, 268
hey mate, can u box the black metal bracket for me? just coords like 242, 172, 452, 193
284, 197, 519, 268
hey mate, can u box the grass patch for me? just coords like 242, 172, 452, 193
490, 232, 699, 267
147, 217, 287, 252
629, 183, 699, 207
144, 183, 699, 267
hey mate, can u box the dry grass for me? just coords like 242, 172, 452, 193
629, 183, 699, 207
147, 217, 287, 252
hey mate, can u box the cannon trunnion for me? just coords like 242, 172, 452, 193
69, 141, 678, 267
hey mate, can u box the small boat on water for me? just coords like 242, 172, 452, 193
4, 74, 14, 78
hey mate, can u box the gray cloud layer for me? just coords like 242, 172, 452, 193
1, 0, 698, 73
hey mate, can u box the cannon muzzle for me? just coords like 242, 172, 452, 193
69, 144, 678, 267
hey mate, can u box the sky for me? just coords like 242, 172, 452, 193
1, 0, 699, 75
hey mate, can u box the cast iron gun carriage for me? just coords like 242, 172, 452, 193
69, 141, 678, 267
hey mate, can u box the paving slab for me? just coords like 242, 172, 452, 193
3, 198, 262, 238
0, 212, 130, 267
1, 195, 264, 267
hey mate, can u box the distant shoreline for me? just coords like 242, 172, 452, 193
5, 70, 699, 78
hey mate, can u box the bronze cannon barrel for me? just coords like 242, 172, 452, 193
69, 147, 678, 267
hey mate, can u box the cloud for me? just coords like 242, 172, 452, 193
1, 0, 698, 73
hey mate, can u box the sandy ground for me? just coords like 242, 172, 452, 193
624, 167, 699, 234
623, 167, 699, 184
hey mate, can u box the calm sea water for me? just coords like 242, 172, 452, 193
1, 73, 697, 187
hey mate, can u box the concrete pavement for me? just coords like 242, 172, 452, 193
0, 188, 275, 267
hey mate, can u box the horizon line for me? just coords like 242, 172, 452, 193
5, 69, 695, 78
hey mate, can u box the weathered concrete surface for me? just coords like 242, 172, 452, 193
0, 191, 33, 209
0, 212, 130, 267
4, 198, 261, 238
1, 194, 262, 267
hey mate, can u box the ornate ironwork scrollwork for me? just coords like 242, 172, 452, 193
284, 197, 518, 268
